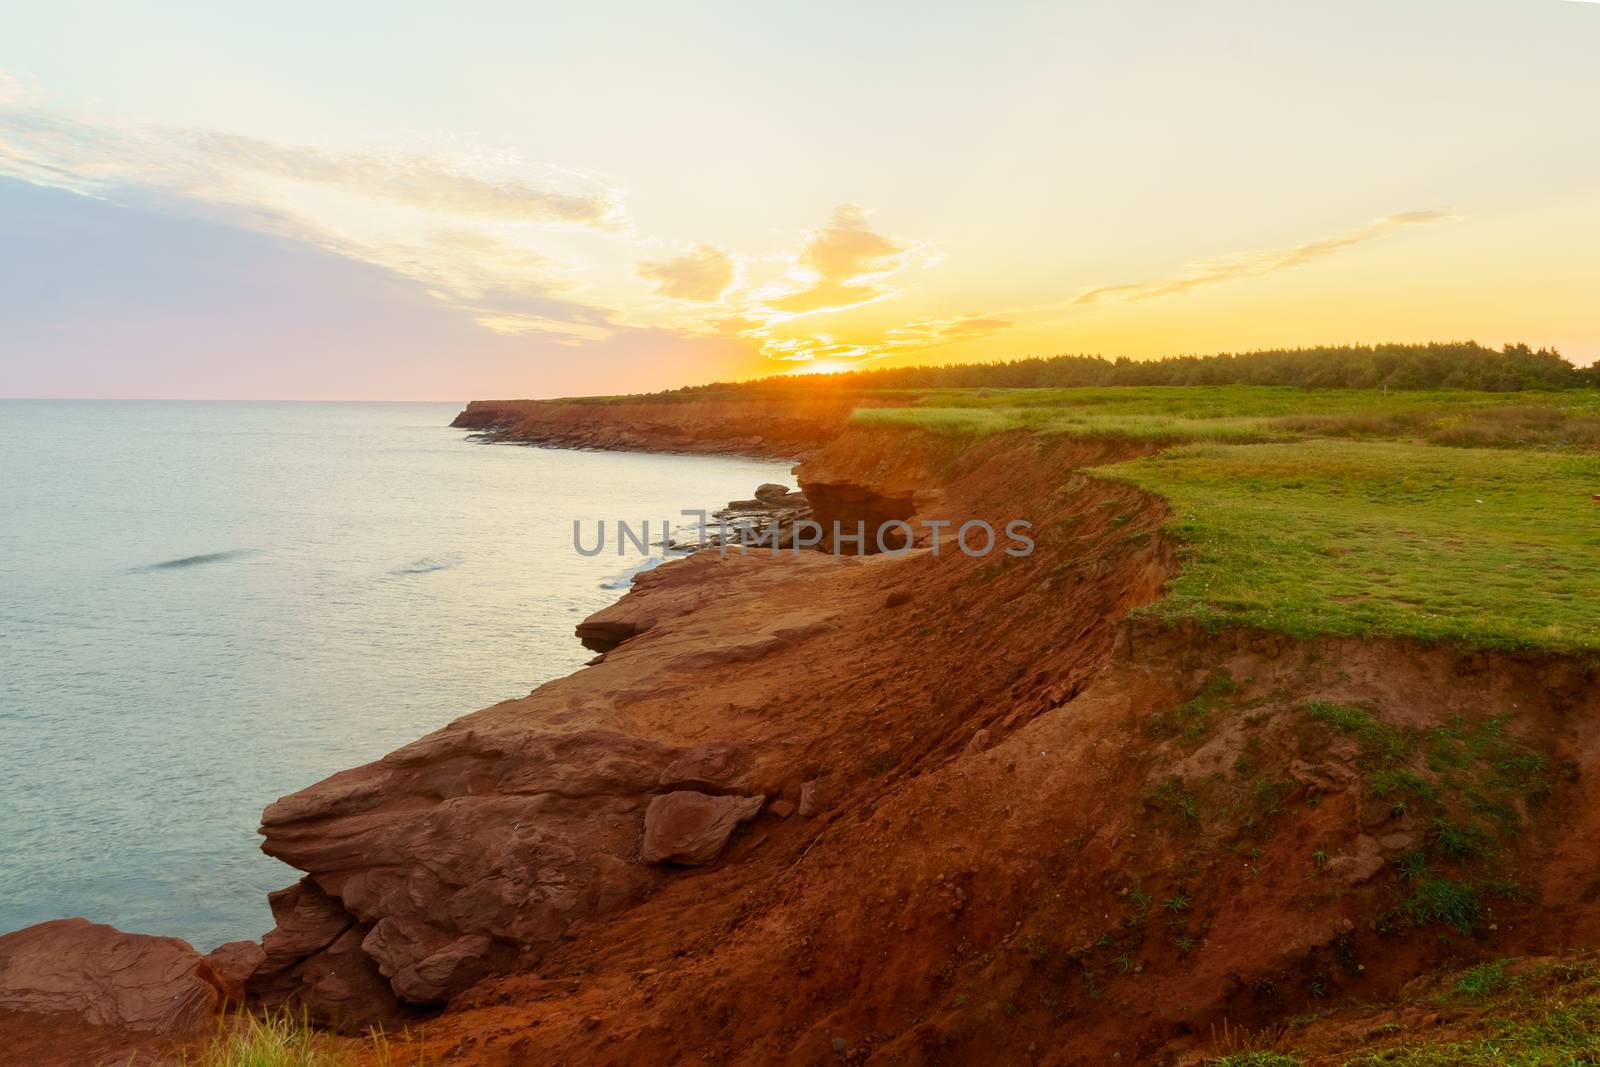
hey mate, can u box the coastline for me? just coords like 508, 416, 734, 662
6, 400, 1600, 1066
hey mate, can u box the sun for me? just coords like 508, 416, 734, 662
783, 359, 859, 377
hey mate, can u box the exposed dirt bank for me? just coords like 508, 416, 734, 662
390, 620, 1600, 1066
451, 393, 870, 459
250, 423, 1600, 1065
244, 428, 1174, 1030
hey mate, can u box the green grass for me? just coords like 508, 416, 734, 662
1349, 993, 1600, 1066
1453, 960, 1514, 1000
851, 385, 1600, 448
1303, 702, 1407, 764
1396, 878, 1483, 934
1206, 960, 1600, 1066
850, 386, 1600, 653
1096, 441, 1600, 652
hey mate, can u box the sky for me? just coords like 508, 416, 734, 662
1, 0, 1597, 399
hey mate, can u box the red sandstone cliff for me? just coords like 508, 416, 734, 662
450, 392, 870, 458
247, 420, 1600, 1065
243, 428, 1174, 1034
8, 414, 1600, 1066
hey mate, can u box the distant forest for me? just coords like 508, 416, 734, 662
689, 343, 1595, 393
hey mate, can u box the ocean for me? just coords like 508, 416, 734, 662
0, 401, 791, 950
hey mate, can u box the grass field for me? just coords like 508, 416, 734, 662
852, 385, 1600, 448
852, 387, 1600, 653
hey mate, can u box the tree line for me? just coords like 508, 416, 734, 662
682, 343, 1594, 394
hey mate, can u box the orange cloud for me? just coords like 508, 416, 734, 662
755, 211, 1458, 369
755, 204, 915, 318
880, 314, 1014, 350
638, 243, 734, 301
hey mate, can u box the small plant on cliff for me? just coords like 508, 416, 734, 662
1145, 778, 1203, 828
1303, 702, 1407, 765
1428, 817, 1493, 863
1395, 877, 1482, 934
1150, 669, 1240, 745
1018, 933, 1050, 963
1124, 885, 1154, 928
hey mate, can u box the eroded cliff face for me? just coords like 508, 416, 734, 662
450, 393, 869, 459
244, 424, 1600, 1067
245, 427, 1177, 1033
14, 418, 1600, 1066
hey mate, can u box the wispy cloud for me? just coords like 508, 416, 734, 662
880, 314, 1015, 350
0, 77, 629, 341
1066, 211, 1456, 308
177, 131, 619, 226
0, 107, 621, 228
761, 211, 1459, 368
638, 243, 735, 301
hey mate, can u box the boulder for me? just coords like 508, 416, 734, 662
0, 919, 220, 1034
641, 791, 766, 865
754, 483, 792, 501
203, 940, 265, 1003
798, 779, 822, 818
255, 729, 682, 1011
1329, 835, 1386, 885
254, 879, 351, 981
659, 741, 755, 793
247, 879, 404, 1028
362, 918, 500, 1004
269, 925, 402, 1030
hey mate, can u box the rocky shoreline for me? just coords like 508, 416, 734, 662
0, 409, 860, 1061
6, 404, 1600, 1066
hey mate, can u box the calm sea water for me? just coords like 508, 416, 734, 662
0, 401, 790, 950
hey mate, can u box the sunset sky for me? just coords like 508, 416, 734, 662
2, 1, 1597, 399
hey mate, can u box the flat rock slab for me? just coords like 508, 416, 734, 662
641, 791, 766, 865
0, 918, 221, 1033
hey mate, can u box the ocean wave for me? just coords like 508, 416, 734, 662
390, 555, 463, 576
600, 556, 666, 590
133, 549, 258, 572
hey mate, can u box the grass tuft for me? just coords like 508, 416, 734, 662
1396, 878, 1482, 934
180, 1012, 428, 1067
183, 1013, 344, 1067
